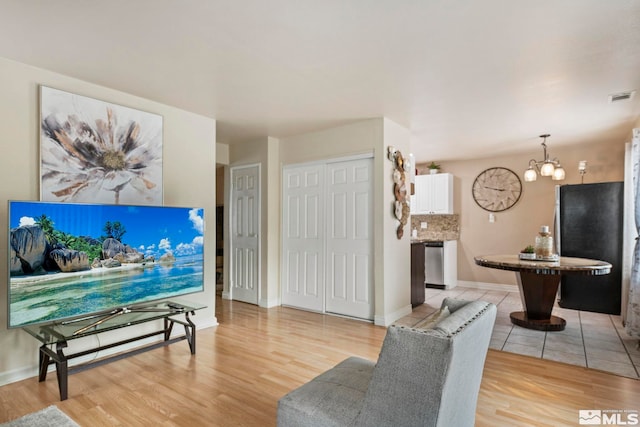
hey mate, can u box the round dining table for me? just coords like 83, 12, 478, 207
474, 254, 611, 331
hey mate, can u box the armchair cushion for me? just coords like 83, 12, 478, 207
277, 298, 496, 427
277, 357, 375, 427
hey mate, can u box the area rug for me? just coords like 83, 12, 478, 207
0, 406, 79, 427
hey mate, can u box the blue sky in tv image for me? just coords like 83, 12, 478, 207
8, 201, 205, 328
9, 202, 204, 259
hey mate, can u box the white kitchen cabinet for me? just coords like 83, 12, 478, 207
411, 173, 453, 214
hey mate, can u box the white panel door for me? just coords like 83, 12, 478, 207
230, 165, 260, 305
281, 164, 325, 311
325, 158, 373, 320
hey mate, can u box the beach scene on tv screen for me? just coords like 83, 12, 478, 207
9, 202, 205, 327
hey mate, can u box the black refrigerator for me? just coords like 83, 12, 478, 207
555, 182, 624, 314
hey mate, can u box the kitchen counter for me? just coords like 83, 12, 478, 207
410, 240, 458, 291
410, 214, 459, 242
411, 237, 456, 244
409, 214, 459, 294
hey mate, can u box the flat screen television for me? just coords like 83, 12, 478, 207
8, 201, 205, 328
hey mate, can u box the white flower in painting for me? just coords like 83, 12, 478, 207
41, 107, 161, 204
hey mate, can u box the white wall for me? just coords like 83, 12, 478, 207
0, 57, 218, 386
265, 137, 281, 305
216, 143, 230, 165
379, 118, 412, 324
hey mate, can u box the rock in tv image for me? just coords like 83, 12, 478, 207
8, 201, 205, 328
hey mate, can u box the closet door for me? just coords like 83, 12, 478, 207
325, 158, 373, 320
281, 165, 325, 311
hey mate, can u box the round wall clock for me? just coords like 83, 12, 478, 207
472, 167, 522, 212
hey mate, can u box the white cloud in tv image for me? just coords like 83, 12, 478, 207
189, 208, 204, 234
19, 216, 36, 227
8, 201, 205, 328
158, 237, 172, 254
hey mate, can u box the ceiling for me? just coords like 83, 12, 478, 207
1, 0, 639, 162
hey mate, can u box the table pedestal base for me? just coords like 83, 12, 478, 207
514, 270, 566, 331
474, 255, 612, 333
509, 311, 566, 331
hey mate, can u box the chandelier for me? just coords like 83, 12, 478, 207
523, 134, 565, 182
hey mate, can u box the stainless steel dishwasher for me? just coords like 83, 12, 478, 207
424, 241, 445, 288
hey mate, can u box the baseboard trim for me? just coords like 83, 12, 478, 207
457, 280, 518, 292
374, 304, 413, 327
259, 297, 280, 308
0, 366, 36, 388
195, 317, 219, 329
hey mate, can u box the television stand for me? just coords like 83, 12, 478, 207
22, 300, 206, 401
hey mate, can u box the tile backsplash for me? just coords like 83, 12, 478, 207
410, 214, 459, 241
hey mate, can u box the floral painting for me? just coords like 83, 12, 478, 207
40, 86, 163, 205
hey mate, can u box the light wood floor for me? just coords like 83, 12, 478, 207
1, 297, 639, 426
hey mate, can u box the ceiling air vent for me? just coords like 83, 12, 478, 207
608, 90, 635, 103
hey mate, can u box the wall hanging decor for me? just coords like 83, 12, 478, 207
40, 86, 163, 205
388, 146, 411, 239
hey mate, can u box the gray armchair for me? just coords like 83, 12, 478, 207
277, 298, 497, 427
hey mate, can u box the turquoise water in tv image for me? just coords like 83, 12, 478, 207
8, 201, 205, 328
9, 255, 204, 327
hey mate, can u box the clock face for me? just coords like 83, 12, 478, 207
472, 167, 522, 212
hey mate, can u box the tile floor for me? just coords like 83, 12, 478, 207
395, 285, 640, 379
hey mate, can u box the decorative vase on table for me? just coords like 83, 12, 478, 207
534, 225, 554, 258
